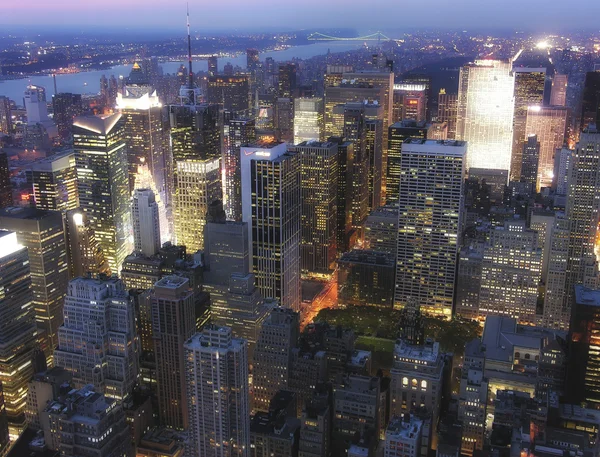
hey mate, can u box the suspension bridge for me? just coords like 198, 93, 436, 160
307, 31, 392, 41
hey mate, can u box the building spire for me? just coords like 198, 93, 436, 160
187, 3, 194, 103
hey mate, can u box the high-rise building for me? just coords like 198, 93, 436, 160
298, 387, 331, 457
25, 366, 72, 430
550, 74, 568, 107
294, 98, 324, 144
253, 308, 299, 412
553, 147, 572, 196
223, 117, 255, 222
241, 142, 301, 310
0, 207, 68, 359
364, 206, 398, 254
247, 49, 260, 72
120, 253, 162, 291
524, 105, 568, 189
0, 230, 37, 434
392, 83, 427, 123
294, 140, 338, 276
0, 152, 10, 208
543, 213, 570, 329
173, 157, 221, 252
24, 85, 49, 124
0, 96, 12, 135
520, 134, 540, 188
54, 277, 139, 400
386, 120, 429, 207
207, 75, 250, 114
457, 60, 514, 172
581, 71, 600, 131
455, 244, 485, 321
169, 103, 221, 164
73, 114, 132, 274
395, 139, 466, 317
384, 415, 423, 457
26, 150, 79, 211
510, 67, 546, 181
185, 326, 250, 457
208, 55, 218, 77
63, 209, 109, 279
275, 97, 294, 143
437, 90, 457, 139
132, 188, 161, 256
278, 63, 297, 98
151, 276, 196, 430
52, 93, 83, 139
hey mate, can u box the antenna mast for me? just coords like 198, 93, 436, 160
187, 3, 195, 103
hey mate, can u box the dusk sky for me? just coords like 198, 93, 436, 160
1, 0, 600, 32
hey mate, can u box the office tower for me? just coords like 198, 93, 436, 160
510, 67, 546, 181
150, 276, 195, 429
241, 143, 301, 310
63, 209, 109, 279
581, 71, 600, 131
207, 75, 250, 113
458, 340, 488, 456
275, 97, 294, 142
329, 138, 355, 253
120, 253, 162, 290
395, 139, 466, 317
253, 308, 299, 412
25, 367, 72, 430
0, 388, 7, 456
169, 103, 221, 164
52, 93, 83, 139
223, 117, 255, 221
294, 140, 338, 276
294, 97, 324, 144
364, 206, 398, 254
250, 391, 300, 457
0, 96, 12, 134
524, 105, 568, 189
73, 114, 131, 274
530, 209, 555, 281
174, 157, 221, 252
457, 60, 515, 172
392, 83, 427, 123
479, 220, 542, 325
543, 214, 570, 329
520, 134, 540, 187
0, 207, 68, 359
455, 244, 484, 320
185, 327, 250, 457
550, 74, 568, 107
278, 63, 297, 98
428, 121, 448, 140
437, 90, 457, 139
0, 231, 37, 433
298, 388, 331, 457
256, 94, 276, 131
26, 150, 79, 211
54, 277, 139, 400
553, 147, 572, 195
469, 168, 508, 203
366, 118, 385, 210
0, 152, 12, 208
386, 120, 429, 207
132, 188, 161, 256
247, 48, 259, 71
24, 85, 49, 124
338, 250, 396, 308
567, 285, 600, 408
41, 385, 132, 457
384, 415, 423, 457
116, 73, 165, 194
208, 55, 218, 77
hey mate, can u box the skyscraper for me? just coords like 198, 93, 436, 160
24, 85, 49, 124
247, 49, 259, 72
437, 90, 458, 139
294, 140, 338, 276
54, 277, 139, 400
520, 134, 540, 187
550, 74, 568, 107
278, 63, 297, 98
132, 188, 161, 256
185, 326, 250, 457
0, 230, 37, 434
73, 114, 132, 274
0, 96, 12, 135
241, 142, 301, 310
206, 75, 250, 113
457, 60, 514, 173
0, 152, 12, 208
151, 276, 196, 430
63, 209, 109, 279
208, 55, 218, 77
26, 150, 79, 211
581, 71, 600, 131
0, 207, 68, 360
395, 139, 466, 317
392, 83, 427, 123
294, 98, 324, 144
52, 93, 83, 140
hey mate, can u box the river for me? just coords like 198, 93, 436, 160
0, 41, 365, 105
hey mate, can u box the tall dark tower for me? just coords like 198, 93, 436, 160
581, 71, 600, 131
398, 297, 425, 345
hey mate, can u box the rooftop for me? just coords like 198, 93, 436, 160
575, 285, 600, 307
73, 113, 121, 135
386, 414, 423, 441
394, 339, 441, 364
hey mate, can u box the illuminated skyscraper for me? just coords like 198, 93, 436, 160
63, 209, 109, 279
241, 142, 301, 310
52, 93, 83, 140
0, 152, 10, 208
457, 60, 514, 172
392, 83, 427, 123
24, 85, 49, 124
278, 63, 297, 98
0, 230, 37, 435
275, 97, 294, 143
394, 139, 466, 317
185, 327, 250, 457
524, 105, 568, 189
132, 188, 161, 256
208, 55, 218, 77
207, 75, 250, 114
169, 104, 221, 164
294, 140, 338, 276
26, 150, 79, 211
246, 49, 259, 72
0, 96, 12, 135
329, 138, 355, 253
581, 71, 600, 131
294, 97, 324, 144
520, 134, 540, 188
510, 67, 546, 181
550, 74, 568, 107
73, 114, 132, 274
437, 90, 457, 139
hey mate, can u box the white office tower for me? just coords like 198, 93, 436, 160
395, 139, 466, 318
185, 326, 250, 457
24, 85, 49, 124
54, 277, 139, 400
132, 188, 161, 256
294, 97, 324, 144
457, 60, 515, 173
240, 142, 301, 311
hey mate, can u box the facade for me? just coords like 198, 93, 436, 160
26, 150, 79, 211
120, 253, 163, 290
241, 143, 301, 310
0, 152, 11, 208
24, 85, 49, 124
185, 327, 250, 457
294, 98, 324, 144
520, 134, 540, 187
0, 96, 12, 134
384, 415, 423, 457
73, 114, 132, 274
455, 244, 484, 321
52, 92, 83, 139
553, 147, 572, 195
550, 74, 568, 107
581, 71, 600, 131
54, 277, 139, 400
394, 139, 466, 317
63, 209, 109, 279
298, 390, 331, 457
437, 90, 457, 139
132, 188, 161, 256
392, 83, 427, 123
207, 75, 250, 113
25, 367, 72, 430
456, 60, 514, 172
364, 206, 398, 254
278, 63, 297, 98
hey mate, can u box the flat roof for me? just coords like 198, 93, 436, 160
575, 285, 600, 307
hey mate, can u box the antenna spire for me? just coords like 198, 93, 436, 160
186, 3, 195, 104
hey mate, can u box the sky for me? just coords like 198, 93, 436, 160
1, 0, 600, 32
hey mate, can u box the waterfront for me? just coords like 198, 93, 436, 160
0, 40, 365, 104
